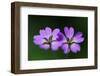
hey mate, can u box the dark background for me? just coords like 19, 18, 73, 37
28, 15, 88, 61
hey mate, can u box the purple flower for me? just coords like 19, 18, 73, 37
58, 27, 84, 54
33, 27, 61, 51
33, 26, 84, 54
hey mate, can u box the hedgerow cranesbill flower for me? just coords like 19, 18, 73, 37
58, 27, 84, 54
33, 27, 61, 51
33, 26, 84, 54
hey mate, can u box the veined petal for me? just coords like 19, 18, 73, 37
61, 44, 70, 54
34, 35, 41, 39
40, 27, 52, 39
52, 28, 60, 40
52, 28, 60, 36
51, 41, 62, 51
45, 27, 52, 37
73, 37, 84, 43
33, 35, 45, 45
39, 29, 46, 37
40, 44, 50, 50
74, 32, 83, 37
70, 43, 80, 53
57, 32, 65, 41
72, 32, 84, 43
64, 27, 74, 39
57, 32, 67, 44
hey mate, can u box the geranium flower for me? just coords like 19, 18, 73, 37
58, 27, 84, 54
33, 27, 61, 51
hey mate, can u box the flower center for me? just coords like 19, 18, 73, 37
68, 38, 73, 44
48, 36, 53, 43
43, 36, 53, 44
64, 38, 73, 44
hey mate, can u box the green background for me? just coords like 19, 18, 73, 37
28, 15, 88, 61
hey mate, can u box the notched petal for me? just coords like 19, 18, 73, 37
61, 44, 70, 54
40, 44, 50, 50
33, 35, 44, 45
70, 43, 80, 53
51, 41, 62, 51
45, 27, 52, 36
52, 28, 60, 40
64, 27, 74, 39
39, 29, 46, 37
57, 32, 65, 41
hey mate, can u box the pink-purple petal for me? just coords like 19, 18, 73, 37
33, 38, 44, 45
64, 27, 74, 39
52, 28, 60, 40
33, 35, 42, 44
62, 44, 70, 54
70, 43, 80, 53
51, 41, 62, 51
73, 36, 84, 43
40, 44, 50, 50
45, 27, 52, 37
57, 32, 65, 41
64, 27, 68, 37
39, 28, 50, 39
39, 29, 46, 37
52, 28, 60, 35
33, 35, 46, 45
75, 32, 83, 37
34, 35, 41, 39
